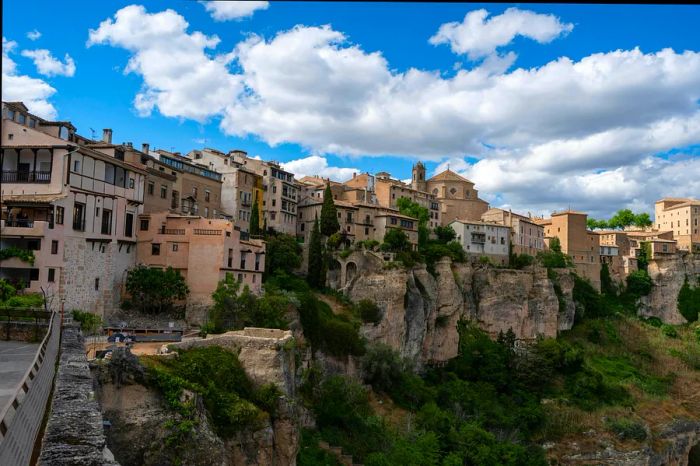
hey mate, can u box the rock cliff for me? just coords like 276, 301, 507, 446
343, 256, 576, 363
639, 254, 700, 324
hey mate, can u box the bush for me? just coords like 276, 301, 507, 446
661, 324, 678, 338
677, 277, 700, 323
606, 418, 647, 441
1, 293, 44, 308
0, 279, 17, 302
0, 246, 35, 265
642, 316, 663, 328
382, 228, 411, 252
626, 270, 653, 298
510, 253, 534, 270
537, 237, 573, 269
356, 299, 382, 324
573, 275, 611, 319
265, 233, 302, 279
125, 265, 188, 314
71, 310, 102, 334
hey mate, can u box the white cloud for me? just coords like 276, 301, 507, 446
429, 8, 573, 60
26, 30, 41, 41
87, 4, 241, 121
282, 155, 359, 182
21, 49, 76, 77
2, 37, 57, 119
201, 1, 269, 21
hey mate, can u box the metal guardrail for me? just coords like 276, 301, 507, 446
0, 310, 61, 466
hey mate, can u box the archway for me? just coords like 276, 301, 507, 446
345, 262, 357, 285
327, 260, 342, 289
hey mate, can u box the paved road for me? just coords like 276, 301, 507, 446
0, 341, 40, 412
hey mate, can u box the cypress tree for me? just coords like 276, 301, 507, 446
308, 216, 324, 288
320, 182, 340, 237
249, 194, 260, 236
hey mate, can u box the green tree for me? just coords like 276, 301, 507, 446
587, 218, 608, 230
381, 228, 411, 252
636, 241, 651, 271
607, 209, 636, 230
249, 194, 260, 236
633, 212, 652, 228
125, 266, 189, 314
600, 262, 617, 296
397, 197, 430, 247
537, 237, 573, 268
307, 216, 325, 288
264, 233, 302, 278
677, 276, 700, 322
320, 183, 340, 237
626, 270, 653, 298
434, 225, 457, 244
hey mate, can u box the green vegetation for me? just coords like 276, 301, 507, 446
71, 309, 102, 334
636, 241, 652, 271
143, 346, 279, 439
537, 237, 573, 268
264, 233, 303, 279
207, 272, 293, 333
307, 216, 325, 288
0, 246, 36, 265
356, 299, 382, 324
250, 194, 261, 236
587, 209, 653, 230
381, 228, 411, 252
320, 183, 340, 237
605, 418, 647, 441
125, 265, 189, 314
0, 279, 44, 309
677, 276, 700, 322
510, 252, 535, 269
626, 270, 653, 297
397, 197, 430, 247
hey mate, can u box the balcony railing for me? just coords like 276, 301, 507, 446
1, 171, 51, 183
471, 234, 486, 244
4, 219, 35, 228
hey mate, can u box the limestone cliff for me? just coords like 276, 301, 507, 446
343, 256, 575, 364
639, 254, 700, 324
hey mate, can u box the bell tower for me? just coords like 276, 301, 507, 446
412, 161, 426, 192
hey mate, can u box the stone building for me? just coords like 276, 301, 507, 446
481, 208, 545, 256
135, 212, 265, 321
186, 148, 264, 233
419, 165, 489, 225
230, 151, 298, 235
535, 211, 601, 291
449, 220, 511, 265
1, 101, 146, 316
654, 197, 700, 252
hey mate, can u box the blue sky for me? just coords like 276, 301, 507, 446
3, 2, 699, 217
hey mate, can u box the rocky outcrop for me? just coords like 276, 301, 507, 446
344, 255, 575, 364
639, 254, 700, 324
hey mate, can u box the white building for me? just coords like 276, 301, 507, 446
449, 220, 511, 265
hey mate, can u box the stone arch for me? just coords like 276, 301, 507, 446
345, 262, 357, 285
327, 259, 342, 289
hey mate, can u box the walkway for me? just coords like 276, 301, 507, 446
0, 341, 40, 411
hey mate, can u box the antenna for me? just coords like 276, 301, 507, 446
89, 128, 96, 140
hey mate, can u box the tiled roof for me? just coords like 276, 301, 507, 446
427, 169, 472, 183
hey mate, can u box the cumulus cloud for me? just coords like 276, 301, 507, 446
87, 5, 241, 121
21, 49, 76, 77
201, 1, 269, 21
282, 155, 359, 182
2, 37, 57, 119
26, 30, 41, 41
429, 8, 573, 60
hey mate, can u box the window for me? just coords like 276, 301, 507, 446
48, 268, 55, 283
172, 243, 178, 252
152, 243, 161, 255
73, 160, 81, 172
500, 237, 505, 245
300, 223, 305, 231
27, 240, 40, 251
101, 209, 112, 235
105, 164, 115, 184
51, 240, 59, 254
7, 109, 15, 120
160, 185, 167, 199
204, 207, 209, 218
73, 202, 86, 231
140, 219, 149, 231
172, 191, 179, 209
272, 199, 276, 207
95, 207, 100, 217
391, 217, 397, 225
129, 178, 135, 189
125, 212, 134, 237
365, 227, 369, 235
240, 252, 247, 269
205, 190, 210, 202
17, 113, 26, 124
115, 167, 126, 187
94, 278, 100, 290
29, 269, 39, 281
192, 187, 198, 198
59, 126, 70, 140
255, 253, 261, 271
228, 249, 233, 268
148, 181, 155, 195
56, 206, 64, 225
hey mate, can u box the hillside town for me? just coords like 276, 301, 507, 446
2, 100, 699, 317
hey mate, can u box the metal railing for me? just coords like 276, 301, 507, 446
3, 219, 35, 228
193, 229, 221, 235
0, 309, 60, 466
160, 228, 185, 235
1, 171, 52, 183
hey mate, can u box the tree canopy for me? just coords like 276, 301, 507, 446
320, 183, 340, 237
125, 266, 189, 314
397, 197, 430, 247
587, 209, 653, 230
264, 233, 302, 278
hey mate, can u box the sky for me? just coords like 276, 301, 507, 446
2, 1, 699, 218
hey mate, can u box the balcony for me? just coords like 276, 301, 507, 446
1, 220, 50, 237
1, 170, 52, 183
471, 233, 486, 244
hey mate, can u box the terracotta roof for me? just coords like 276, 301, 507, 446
662, 199, 700, 209
2, 144, 73, 150
1, 193, 67, 204
551, 210, 587, 217
427, 169, 472, 183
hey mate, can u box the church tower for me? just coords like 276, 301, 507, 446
412, 161, 427, 192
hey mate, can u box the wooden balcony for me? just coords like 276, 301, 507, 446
1, 170, 52, 183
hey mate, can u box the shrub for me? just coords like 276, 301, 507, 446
265, 233, 302, 279
661, 324, 678, 338
356, 299, 382, 324
125, 265, 188, 314
0, 279, 17, 302
510, 253, 535, 270
382, 228, 411, 252
605, 418, 647, 441
537, 237, 573, 268
573, 275, 611, 319
1, 292, 44, 308
71, 310, 102, 334
0, 246, 35, 265
322, 319, 365, 358
643, 316, 663, 328
677, 276, 700, 323
626, 270, 653, 298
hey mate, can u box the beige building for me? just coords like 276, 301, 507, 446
186, 148, 264, 233
229, 151, 298, 235
1, 101, 146, 316
481, 208, 545, 256
136, 212, 265, 316
626, 230, 677, 259
535, 211, 601, 291
654, 198, 700, 253
412, 163, 489, 224
449, 220, 511, 265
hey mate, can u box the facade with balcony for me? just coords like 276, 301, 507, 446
1, 101, 146, 315
450, 219, 511, 265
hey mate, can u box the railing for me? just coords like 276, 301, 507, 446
1, 171, 52, 183
193, 229, 221, 235
3, 219, 35, 228
471, 234, 486, 244
160, 228, 185, 235
0, 309, 60, 466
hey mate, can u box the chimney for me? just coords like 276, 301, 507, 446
353, 172, 356, 178
142, 142, 150, 154
102, 128, 112, 144
125, 142, 133, 149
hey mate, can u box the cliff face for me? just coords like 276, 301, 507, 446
344, 257, 576, 363
639, 255, 700, 324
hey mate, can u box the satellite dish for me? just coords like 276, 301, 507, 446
119, 321, 127, 330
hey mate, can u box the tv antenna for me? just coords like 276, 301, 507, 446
89, 128, 96, 140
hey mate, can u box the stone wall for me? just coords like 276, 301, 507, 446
39, 324, 118, 465
639, 254, 700, 324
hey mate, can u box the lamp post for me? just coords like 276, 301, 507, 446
60, 297, 66, 326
